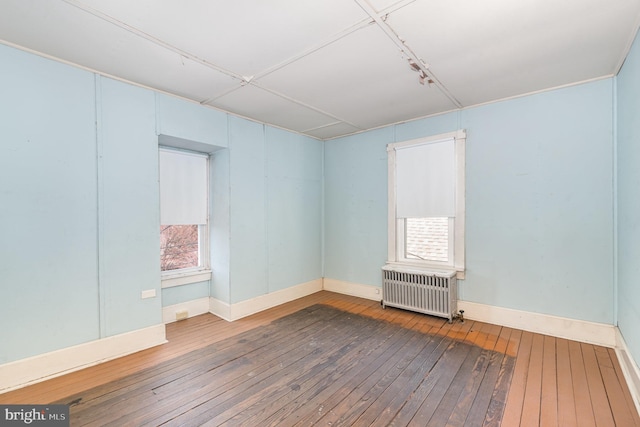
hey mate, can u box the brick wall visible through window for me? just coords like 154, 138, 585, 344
405, 217, 449, 263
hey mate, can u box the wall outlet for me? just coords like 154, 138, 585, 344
176, 310, 189, 321
375, 288, 380, 294
141, 289, 156, 299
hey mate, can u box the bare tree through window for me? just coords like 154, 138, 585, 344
160, 225, 199, 271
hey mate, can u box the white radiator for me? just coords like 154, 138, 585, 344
382, 265, 458, 322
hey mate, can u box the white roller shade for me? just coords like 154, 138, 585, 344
159, 149, 208, 225
395, 138, 455, 218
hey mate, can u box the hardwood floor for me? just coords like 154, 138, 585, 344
1, 291, 638, 426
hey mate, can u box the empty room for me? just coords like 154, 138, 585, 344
2, 1, 640, 426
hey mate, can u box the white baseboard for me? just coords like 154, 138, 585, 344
209, 297, 232, 322
162, 297, 210, 324
209, 279, 323, 321
615, 329, 640, 415
322, 278, 382, 301
0, 324, 166, 393
457, 300, 616, 347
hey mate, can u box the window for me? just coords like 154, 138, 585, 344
159, 148, 209, 275
387, 130, 465, 273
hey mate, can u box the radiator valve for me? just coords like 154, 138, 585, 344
452, 309, 465, 323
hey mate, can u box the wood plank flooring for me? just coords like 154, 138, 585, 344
1, 291, 638, 426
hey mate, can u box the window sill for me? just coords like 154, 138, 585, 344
161, 269, 212, 289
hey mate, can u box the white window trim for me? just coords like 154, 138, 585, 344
387, 130, 466, 277
159, 147, 211, 287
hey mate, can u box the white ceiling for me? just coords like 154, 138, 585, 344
1, 0, 639, 139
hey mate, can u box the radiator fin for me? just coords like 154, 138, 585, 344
382, 267, 457, 321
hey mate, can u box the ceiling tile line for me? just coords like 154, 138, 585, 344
250, 19, 375, 82
246, 82, 363, 129
375, 0, 420, 15
62, 0, 244, 82
353, 0, 463, 109
200, 85, 244, 106
302, 121, 353, 133
323, 106, 461, 141
199, 19, 375, 106
64, 0, 378, 111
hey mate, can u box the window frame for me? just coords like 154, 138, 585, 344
159, 147, 212, 288
387, 130, 466, 276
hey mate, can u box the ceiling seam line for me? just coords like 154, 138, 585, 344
63, 0, 378, 113
61, 0, 243, 82
246, 82, 363, 129
249, 19, 374, 82
302, 121, 348, 133
199, 19, 375, 106
61, 0, 463, 128
376, 0, 420, 16
353, 0, 463, 109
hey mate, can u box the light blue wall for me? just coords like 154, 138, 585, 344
325, 79, 615, 324
616, 30, 640, 364
156, 94, 228, 149
324, 128, 392, 286
228, 117, 269, 303
266, 127, 323, 291
98, 76, 162, 336
0, 44, 99, 364
461, 81, 614, 324
0, 46, 166, 363
0, 43, 324, 365
162, 281, 210, 307
1, 37, 625, 367
211, 148, 231, 303
225, 119, 323, 303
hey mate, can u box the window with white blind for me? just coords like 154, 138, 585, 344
159, 148, 209, 275
387, 130, 465, 273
